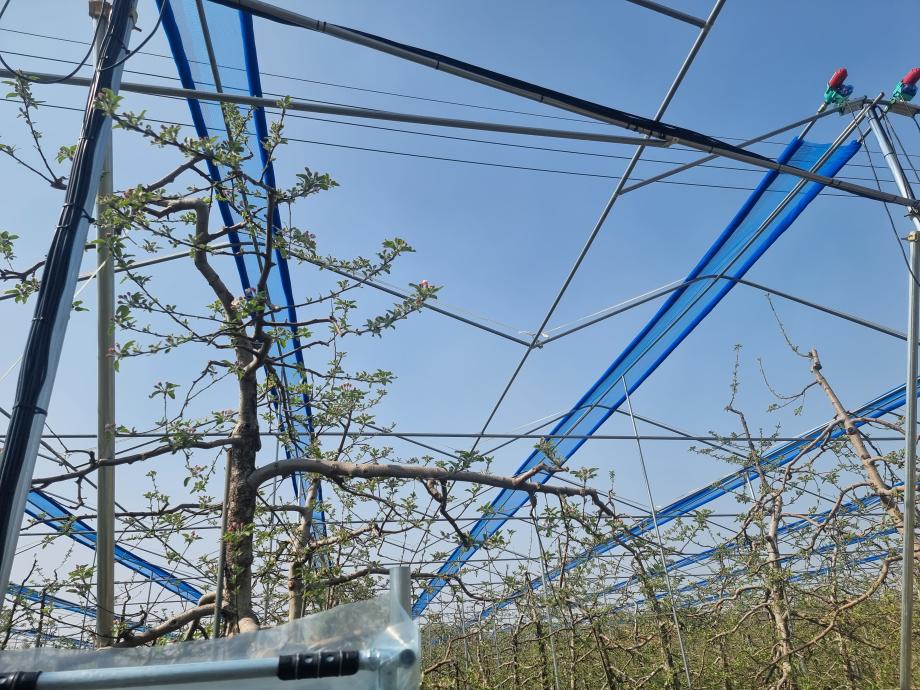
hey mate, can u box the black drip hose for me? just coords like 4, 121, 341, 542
0, 0, 135, 583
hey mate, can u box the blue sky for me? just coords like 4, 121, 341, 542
0, 0, 918, 616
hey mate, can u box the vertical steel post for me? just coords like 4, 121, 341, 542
90, 0, 115, 649
867, 107, 920, 690
0, 0, 136, 616
381, 567, 412, 690
388, 566, 411, 624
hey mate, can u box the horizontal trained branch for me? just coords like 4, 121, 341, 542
248, 457, 617, 518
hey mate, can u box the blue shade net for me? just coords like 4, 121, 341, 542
7, 583, 97, 618
476, 375, 909, 619
630, 549, 890, 612
156, 1, 326, 536
25, 490, 202, 603
6, 628, 90, 648
415, 136, 862, 616
592, 483, 901, 607
631, 527, 894, 611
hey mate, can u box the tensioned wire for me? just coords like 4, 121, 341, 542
0, 47, 911, 184
2, 93, 875, 192
3, 26, 912, 620
853, 111, 920, 287
3, 21, 920, 165
419, 134, 864, 613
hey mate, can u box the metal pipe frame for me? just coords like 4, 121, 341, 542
410, 92, 878, 615
623, 0, 706, 27
204, 0, 919, 209
618, 99, 869, 195
90, 0, 116, 648
0, 0, 138, 621
468, 0, 728, 456
506, 100, 878, 503
20, 647, 414, 690
539, 273, 906, 345
0, 68, 670, 148
2, 0, 914, 647
867, 106, 920, 690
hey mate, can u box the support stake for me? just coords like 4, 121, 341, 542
867, 107, 920, 690
90, 0, 115, 649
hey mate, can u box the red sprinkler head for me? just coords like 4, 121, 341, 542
827, 67, 848, 90
903, 68, 920, 87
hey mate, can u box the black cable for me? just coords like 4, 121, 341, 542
0, 23, 601, 126
0, 0, 135, 594
0, 93, 888, 198
0, 0, 105, 85
102, 0, 167, 71
0, 0, 161, 82
6, 21, 920, 169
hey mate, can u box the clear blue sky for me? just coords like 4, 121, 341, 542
0, 0, 917, 609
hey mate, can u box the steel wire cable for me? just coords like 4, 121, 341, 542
1, 45, 918, 174
0, 60, 916, 197
884, 111, 920, 186
102, 0, 167, 71
5, 20, 920, 171
855, 113, 920, 287
0, 0, 105, 84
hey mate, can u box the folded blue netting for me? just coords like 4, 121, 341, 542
475, 378, 910, 619
7, 583, 96, 618
25, 491, 202, 603
156, 1, 326, 532
414, 136, 862, 616
630, 540, 893, 611
482, 378, 906, 617
7, 629, 90, 648
591, 483, 900, 603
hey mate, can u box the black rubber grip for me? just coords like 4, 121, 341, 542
278, 650, 359, 680
0, 672, 40, 690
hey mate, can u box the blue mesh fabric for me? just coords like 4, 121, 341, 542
25, 491, 202, 603
7, 583, 96, 617
475, 378, 910, 619
632, 544, 892, 611
415, 137, 863, 616
156, 2, 326, 533
596, 487, 894, 600
22, 2, 330, 607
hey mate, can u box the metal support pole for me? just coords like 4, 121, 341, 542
383, 567, 411, 690
868, 107, 920, 690
622, 378, 692, 689
89, 0, 115, 649
0, 0, 137, 617
905, 237, 920, 690
623, 0, 706, 27
388, 566, 411, 624
205, 0, 919, 209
